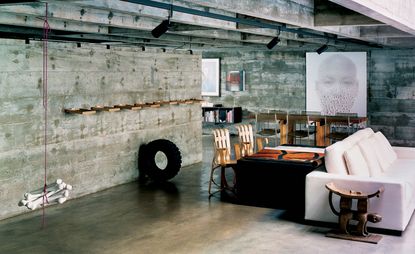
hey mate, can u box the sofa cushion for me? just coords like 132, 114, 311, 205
325, 141, 348, 175
357, 137, 383, 177
342, 128, 374, 149
344, 145, 370, 177
372, 132, 398, 172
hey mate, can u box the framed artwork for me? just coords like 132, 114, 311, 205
202, 58, 220, 96
226, 70, 245, 92
306, 52, 367, 117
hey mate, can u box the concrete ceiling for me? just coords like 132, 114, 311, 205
0, 0, 414, 52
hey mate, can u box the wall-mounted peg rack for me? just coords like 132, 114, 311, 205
64, 108, 96, 115
114, 104, 142, 110
64, 98, 204, 116
91, 106, 121, 112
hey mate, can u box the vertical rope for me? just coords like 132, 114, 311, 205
41, 2, 50, 228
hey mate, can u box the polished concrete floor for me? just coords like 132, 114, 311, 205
1, 135, 414, 254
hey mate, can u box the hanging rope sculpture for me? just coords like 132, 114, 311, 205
42, 1, 50, 227
18, 3, 72, 228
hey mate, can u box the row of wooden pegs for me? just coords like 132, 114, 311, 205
64, 98, 203, 115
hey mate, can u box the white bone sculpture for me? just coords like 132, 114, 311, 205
18, 179, 72, 210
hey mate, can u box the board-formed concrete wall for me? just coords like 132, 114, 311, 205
202, 51, 306, 113
368, 49, 415, 146
0, 39, 202, 220
203, 49, 415, 146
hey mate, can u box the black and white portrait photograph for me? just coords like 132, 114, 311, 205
306, 52, 367, 116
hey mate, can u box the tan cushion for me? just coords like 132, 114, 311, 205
357, 137, 383, 177
325, 141, 348, 175
344, 145, 370, 177
369, 132, 397, 172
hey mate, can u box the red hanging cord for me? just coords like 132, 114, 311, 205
41, 2, 51, 228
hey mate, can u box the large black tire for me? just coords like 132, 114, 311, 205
138, 139, 182, 182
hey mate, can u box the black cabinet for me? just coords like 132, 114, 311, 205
202, 107, 242, 124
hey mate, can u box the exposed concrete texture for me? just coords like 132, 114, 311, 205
202, 50, 306, 113
203, 49, 415, 146
0, 39, 202, 220
368, 49, 415, 146
183, 0, 314, 27
330, 0, 415, 35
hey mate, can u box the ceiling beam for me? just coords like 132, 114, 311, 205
329, 0, 415, 35
178, 0, 314, 28
359, 26, 413, 38
314, 0, 382, 26
121, 0, 381, 48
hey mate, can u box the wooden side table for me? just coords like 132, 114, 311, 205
325, 182, 384, 243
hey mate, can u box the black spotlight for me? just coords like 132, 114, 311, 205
151, 20, 171, 38
316, 44, 328, 54
266, 37, 280, 49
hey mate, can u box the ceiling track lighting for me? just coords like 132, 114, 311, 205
266, 27, 281, 50
316, 44, 328, 54
316, 38, 329, 54
151, 4, 173, 38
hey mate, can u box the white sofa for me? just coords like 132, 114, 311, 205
305, 128, 415, 233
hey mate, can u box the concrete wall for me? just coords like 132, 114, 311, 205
0, 39, 202, 220
202, 51, 306, 113
203, 49, 415, 146
368, 49, 415, 146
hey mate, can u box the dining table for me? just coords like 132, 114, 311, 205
272, 112, 367, 146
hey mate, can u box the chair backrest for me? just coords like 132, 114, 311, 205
255, 112, 278, 135
288, 113, 311, 127
236, 124, 254, 156
301, 110, 321, 116
335, 112, 358, 117
212, 128, 232, 163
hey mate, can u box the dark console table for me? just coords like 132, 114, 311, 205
235, 148, 325, 216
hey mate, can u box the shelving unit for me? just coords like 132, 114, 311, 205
202, 106, 242, 124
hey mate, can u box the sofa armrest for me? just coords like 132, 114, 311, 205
305, 171, 407, 231
393, 146, 415, 159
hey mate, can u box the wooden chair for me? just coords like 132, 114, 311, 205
236, 124, 268, 156
287, 112, 316, 145
209, 128, 240, 197
255, 112, 279, 147
325, 113, 358, 144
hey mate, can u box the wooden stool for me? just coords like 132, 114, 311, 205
325, 182, 384, 243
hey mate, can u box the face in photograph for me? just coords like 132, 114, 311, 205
315, 54, 359, 115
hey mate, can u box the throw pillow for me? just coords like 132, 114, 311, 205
343, 145, 370, 177
357, 138, 383, 177
325, 141, 349, 175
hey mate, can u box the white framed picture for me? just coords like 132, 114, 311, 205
202, 58, 220, 96
306, 52, 367, 117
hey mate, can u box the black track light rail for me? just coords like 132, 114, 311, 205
121, 0, 382, 48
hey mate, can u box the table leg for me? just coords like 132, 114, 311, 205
279, 120, 288, 145
279, 120, 293, 144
